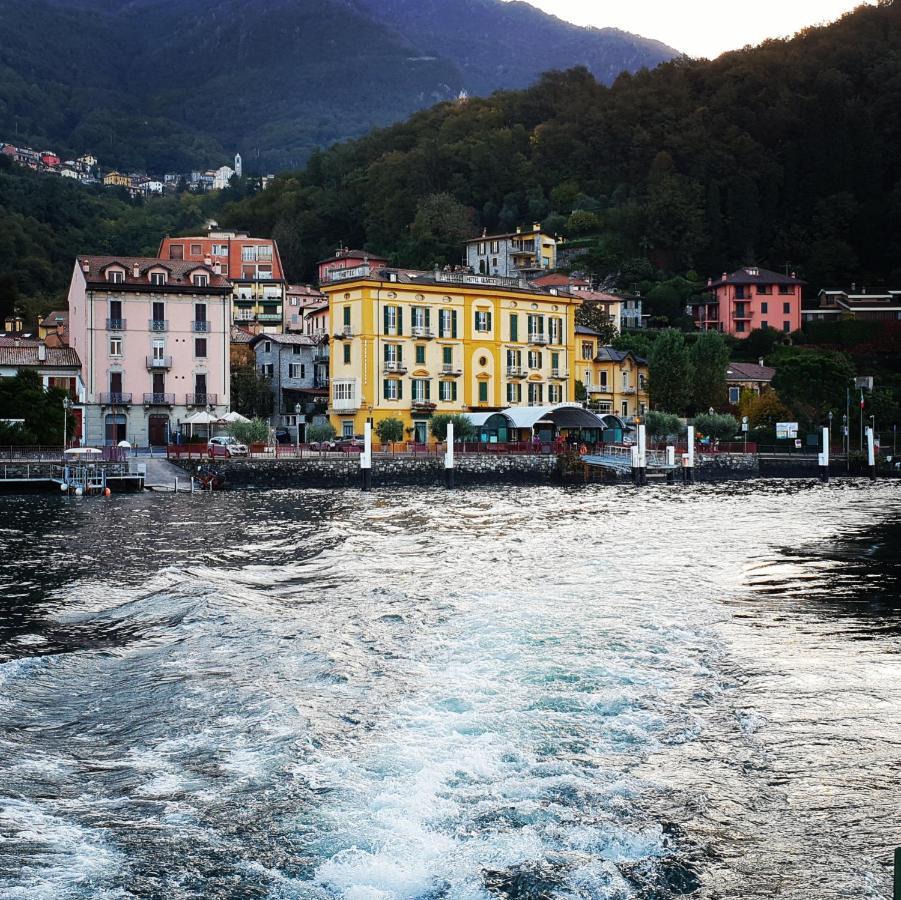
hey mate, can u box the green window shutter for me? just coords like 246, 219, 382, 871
383, 306, 389, 333
397, 306, 403, 334
510, 314, 518, 341
398, 379, 403, 400
425, 379, 431, 400
416, 345, 425, 364
383, 379, 389, 399
397, 344, 403, 362
443, 346, 451, 364
451, 381, 457, 402
479, 381, 488, 402
343, 306, 351, 327
384, 344, 391, 362
486, 311, 492, 331
438, 311, 444, 338
452, 310, 458, 338
425, 308, 431, 327
552, 351, 559, 368
343, 344, 351, 363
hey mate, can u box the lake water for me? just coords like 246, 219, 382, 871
0, 481, 899, 899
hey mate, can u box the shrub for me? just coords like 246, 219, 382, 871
307, 422, 336, 443
643, 410, 683, 440
693, 412, 740, 441
375, 417, 404, 443
430, 413, 475, 442
228, 417, 270, 445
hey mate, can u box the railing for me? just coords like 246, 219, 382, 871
331, 397, 359, 411
586, 384, 611, 394
185, 393, 217, 406
313, 377, 330, 388
106, 318, 126, 330
313, 351, 329, 363
143, 392, 175, 405
99, 392, 132, 405
411, 399, 436, 411
506, 366, 525, 377
234, 313, 256, 322
0, 446, 128, 462
411, 326, 435, 339
192, 320, 210, 332
442, 364, 462, 375
335, 326, 353, 338
166, 443, 209, 460
149, 319, 168, 331
146, 355, 172, 369
550, 369, 568, 379
436, 270, 523, 289
529, 332, 549, 344
383, 361, 406, 374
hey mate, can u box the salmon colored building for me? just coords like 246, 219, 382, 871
158, 230, 286, 334
318, 249, 389, 286
692, 267, 804, 336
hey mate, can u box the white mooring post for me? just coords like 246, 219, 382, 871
444, 422, 455, 489
361, 421, 373, 491
666, 445, 676, 484
637, 423, 647, 486
685, 425, 696, 483
819, 425, 830, 482
865, 426, 876, 481
630, 444, 640, 484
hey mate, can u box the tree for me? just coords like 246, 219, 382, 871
409, 193, 476, 265
429, 413, 475, 441
742, 390, 791, 432
648, 329, 691, 415
694, 412, 740, 441
227, 418, 270, 445
0, 370, 70, 445
689, 331, 730, 413
575, 299, 617, 344
574, 380, 587, 402
375, 417, 404, 443
643, 410, 683, 440
230, 365, 274, 418
307, 422, 336, 443
771, 349, 855, 427
738, 327, 781, 361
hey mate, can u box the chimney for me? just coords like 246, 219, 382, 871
213, 262, 221, 275
851, 282, 856, 292
82, 260, 90, 274
758, 357, 764, 367
515, 226, 521, 234
722, 272, 728, 281
533, 223, 541, 232
38, 343, 47, 362
707, 277, 712, 287
204, 254, 212, 266
132, 264, 140, 278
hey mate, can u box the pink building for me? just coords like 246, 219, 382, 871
317, 249, 388, 285
692, 267, 804, 336
67, 256, 231, 446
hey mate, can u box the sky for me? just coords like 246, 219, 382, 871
507, 0, 875, 58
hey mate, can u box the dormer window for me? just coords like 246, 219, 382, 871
107, 269, 125, 284
746, 267, 759, 276
150, 272, 167, 286
192, 273, 209, 287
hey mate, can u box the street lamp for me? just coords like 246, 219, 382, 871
294, 402, 302, 455
62, 396, 72, 451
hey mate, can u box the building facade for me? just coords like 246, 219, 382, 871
67, 256, 231, 446
158, 231, 286, 334
321, 269, 581, 442
692, 267, 804, 336
464, 225, 558, 278
575, 326, 649, 420
251, 334, 328, 440
284, 284, 328, 333
318, 249, 389, 286
725, 361, 776, 404
803, 289, 901, 324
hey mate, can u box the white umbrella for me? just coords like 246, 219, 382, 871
117, 440, 132, 448
182, 411, 218, 425
221, 411, 250, 423
64, 447, 102, 456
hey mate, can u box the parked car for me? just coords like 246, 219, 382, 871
274, 427, 292, 444
309, 439, 336, 451
208, 435, 248, 458
335, 435, 364, 452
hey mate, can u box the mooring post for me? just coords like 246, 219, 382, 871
685, 425, 695, 483
819, 425, 830, 482
893, 846, 900, 900
666, 445, 675, 484
866, 426, 876, 481
637, 423, 647, 485
361, 421, 373, 491
174, 476, 178, 494
444, 422, 455, 489
631, 444, 641, 485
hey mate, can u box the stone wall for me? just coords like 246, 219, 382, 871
172, 453, 560, 488
695, 453, 759, 479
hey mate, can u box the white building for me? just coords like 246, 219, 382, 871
212, 166, 235, 190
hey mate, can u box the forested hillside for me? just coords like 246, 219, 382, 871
0, 0, 673, 173
219, 1, 901, 291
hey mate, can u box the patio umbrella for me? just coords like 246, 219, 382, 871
64, 447, 102, 456
221, 411, 250, 423
182, 411, 218, 425
117, 440, 132, 448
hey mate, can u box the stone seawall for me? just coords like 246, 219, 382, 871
172, 454, 561, 488
695, 453, 759, 478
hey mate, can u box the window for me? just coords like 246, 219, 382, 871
506, 382, 521, 403
475, 310, 491, 332
779, 285, 794, 295
528, 350, 542, 369
528, 382, 544, 405
289, 363, 305, 379
549, 317, 562, 344
736, 321, 746, 333
263, 340, 271, 353
195, 338, 207, 358
194, 373, 207, 398
150, 271, 166, 285
152, 339, 165, 360
109, 336, 122, 356
582, 341, 594, 360
783, 302, 791, 314
384, 344, 403, 365
412, 379, 430, 401
761, 302, 768, 314
415, 345, 426, 365
757, 285, 772, 295
439, 308, 456, 338
343, 421, 354, 438
257, 245, 272, 261
190, 243, 202, 256
622, 371, 629, 390
192, 273, 209, 287
108, 269, 124, 283
584, 369, 591, 385
383, 379, 401, 400
343, 306, 351, 328
169, 244, 183, 260
212, 244, 228, 256
384, 305, 401, 335
527, 314, 545, 337
260, 364, 274, 378
412, 306, 430, 329
490, 240, 499, 253
292, 345, 301, 355
478, 381, 489, 403
439, 381, 457, 402
442, 346, 453, 366
478, 242, 486, 254
761, 320, 768, 330
241, 245, 258, 262
729, 386, 741, 404
343, 344, 351, 364
334, 382, 354, 401
599, 370, 608, 388
783, 321, 791, 333
506, 349, 522, 370
549, 384, 562, 404
509, 313, 519, 342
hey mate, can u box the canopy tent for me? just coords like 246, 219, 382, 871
466, 404, 607, 443
220, 411, 250, 423
182, 411, 218, 425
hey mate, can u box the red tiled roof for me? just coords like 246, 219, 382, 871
76, 255, 231, 291
317, 249, 388, 266
726, 362, 776, 382
0, 344, 81, 367
708, 267, 805, 289
39, 309, 68, 327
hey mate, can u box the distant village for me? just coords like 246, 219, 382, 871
0, 142, 275, 196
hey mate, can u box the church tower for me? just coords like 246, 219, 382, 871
234, 153, 242, 178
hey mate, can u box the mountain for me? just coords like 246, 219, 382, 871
219, 0, 901, 292
0, 0, 676, 172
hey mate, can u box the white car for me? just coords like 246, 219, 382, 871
207, 435, 248, 458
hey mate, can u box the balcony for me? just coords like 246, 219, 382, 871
143, 392, 175, 406
313, 350, 329, 363
192, 320, 210, 332
411, 399, 437, 412
411, 326, 435, 339
550, 368, 568, 379
332, 396, 359, 412
99, 392, 132, 405
323, 265, 370, 283
186, 393, 217, 406
313, 376, 330, 389
528, 332, 549, 345
334, 326, 353, 339
106, 318, 126, 331
146, 355, 172, 369
383, 361, 407, 374
149, 319, 168, 332
506, 366, 526, 378
621, 386, 636, 395
586, 384, 611, 395
257, 313, 283, 323
441, 364, 462, 376
234, 312, 256, 323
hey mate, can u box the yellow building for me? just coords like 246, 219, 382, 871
321, 269, 582, 442
575, 326, 649, 420
102, 171, 131, 187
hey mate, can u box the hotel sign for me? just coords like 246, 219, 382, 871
776, 422, 799, 439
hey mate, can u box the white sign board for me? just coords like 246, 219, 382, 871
776, 422, 799, 440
